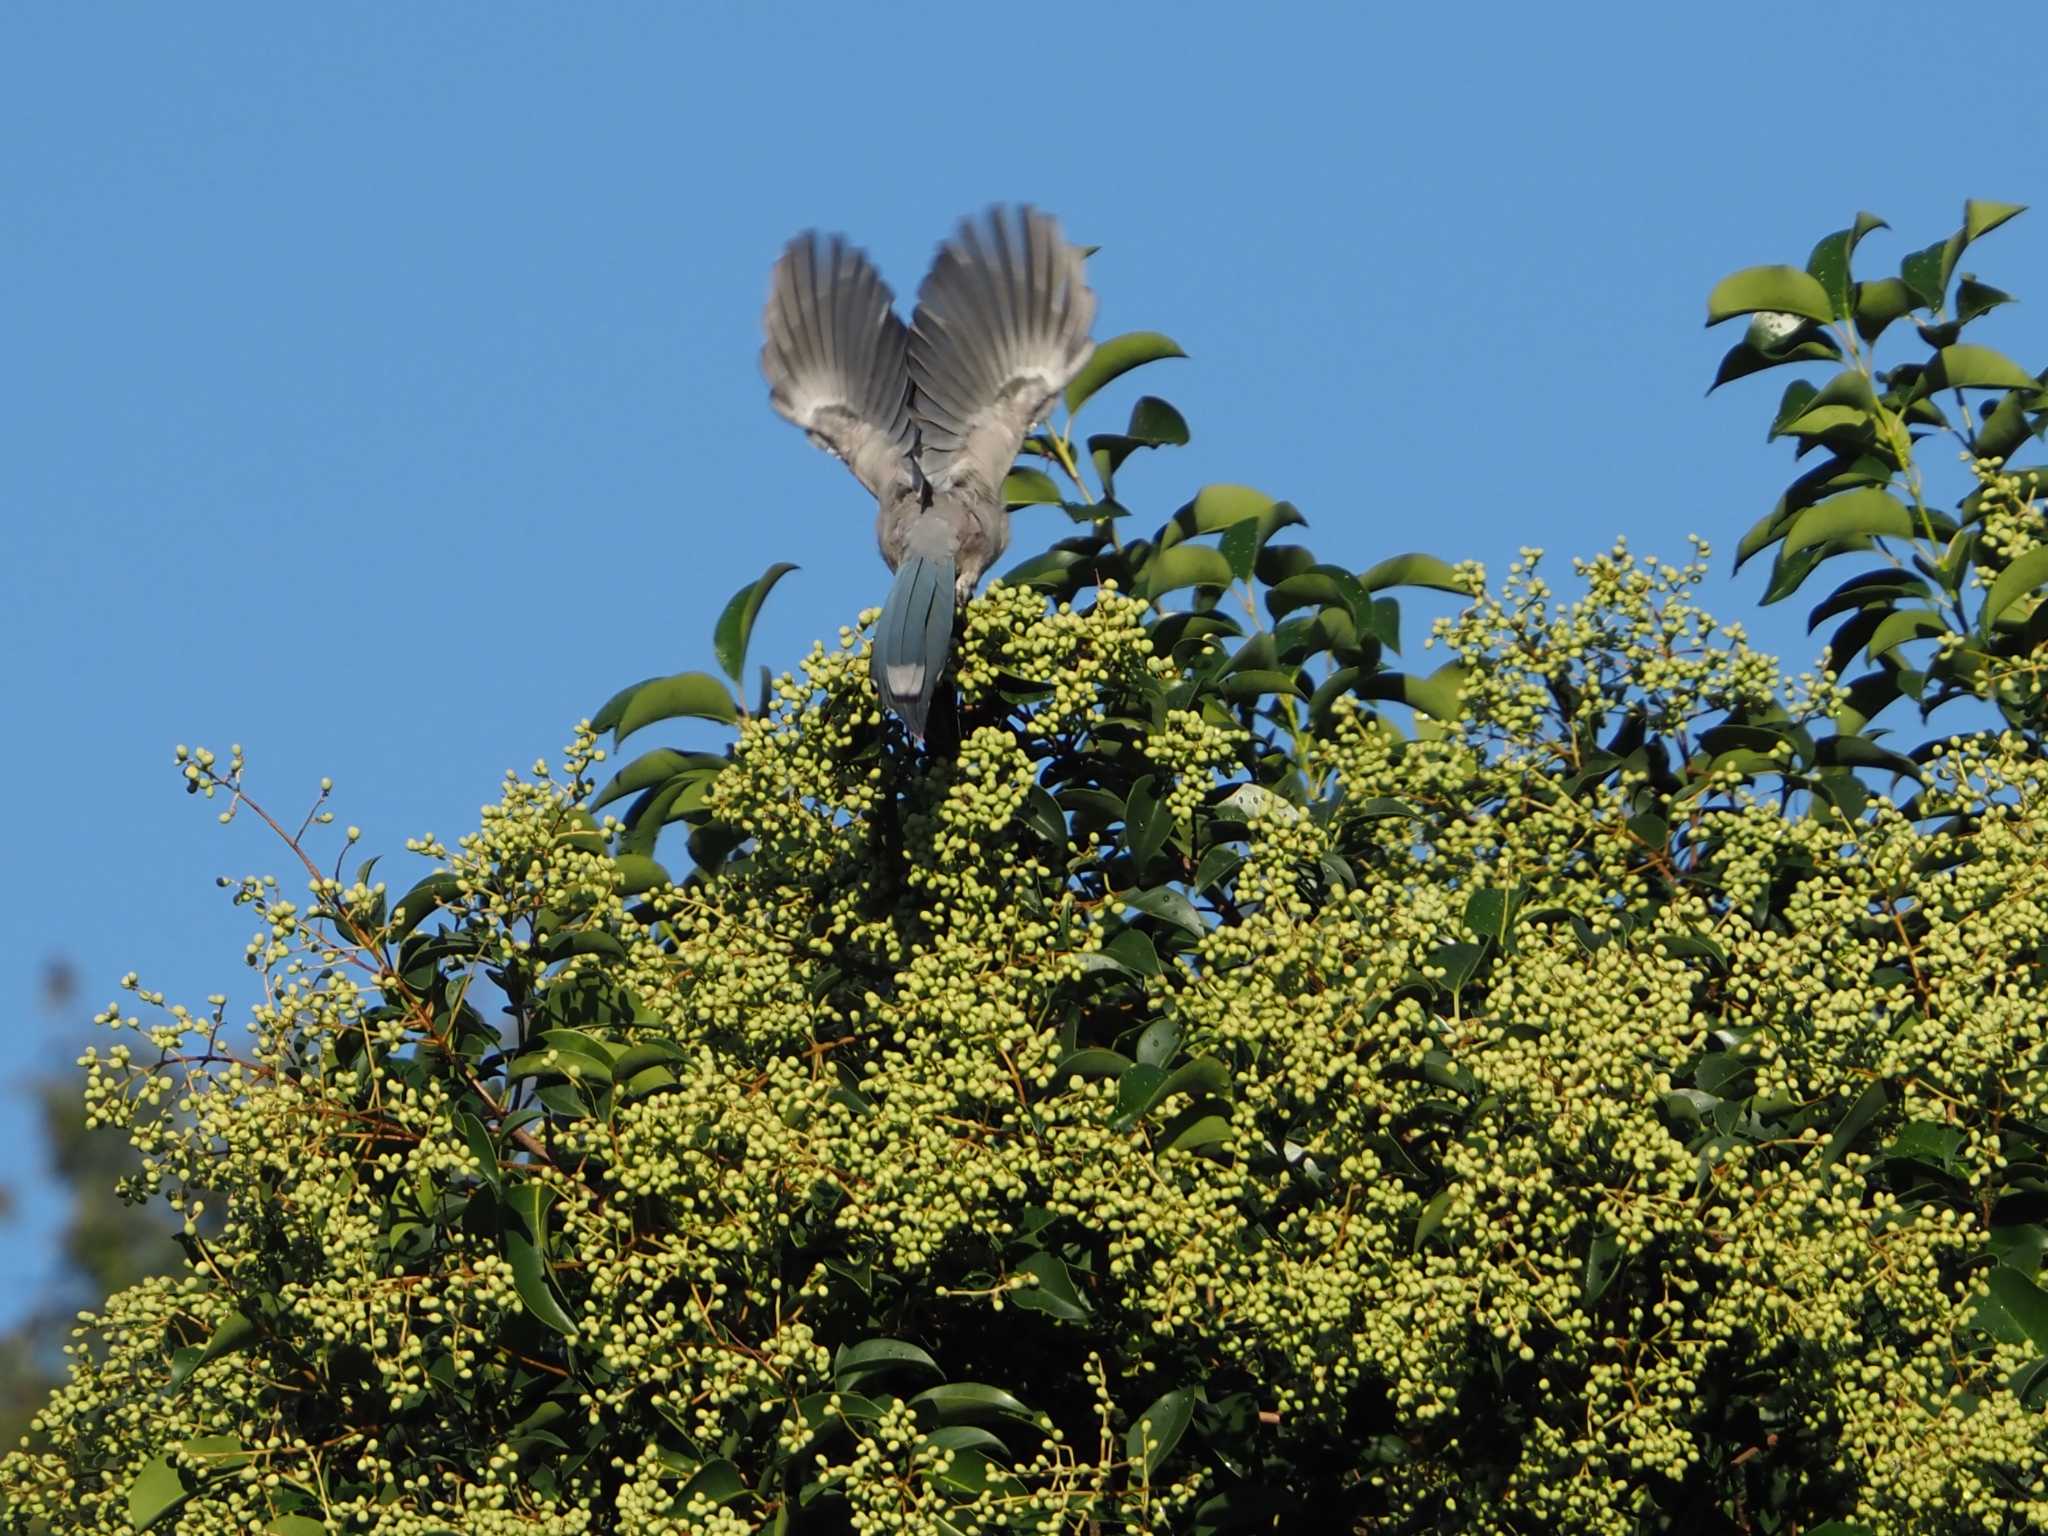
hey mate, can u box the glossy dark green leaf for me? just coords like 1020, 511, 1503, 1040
1122, 776, 1172, 878
834, 1338, 942, 1391
1821, 1080, 1889, 1166
1413, 1188, 1452, 1251
1064, 331, 1187, 414
1853, 276, 1917, 343
908, 1382, 1037, 1424
590, 675, 660, 735
1864, 608, 1947, 661
614, 672, 740, 743
591, 748, 702, 813
389, 872, 465, 941
1900, 236, 1956, 310
503, 1186, 577, 1336
1403, 663, 1469, 721
1126, 1388, 1194, 1477
677, 1459, 748, 1508
1003, 468, 1065, 507
1139, 545, 1234, 601
1159, 1104, 1233, 1155
1098, 927, 1160, 977
1963, 198, 2026, 244
1783, 489, 1915, 555
1983, 547, 2048, 634
1219, 520, 1260, 584
1358, 551, 1472, 595
1134, 1017, 1180, 1067
1158, 484, 1278, 547
1582, 1229, 1622, 1302
712, 562, 798, 685
1813, 734, 1923, 784
1709, 336, 1842, 391
1928, 344, 2041, 393
611, 854, 672, 896
1806, 213, 1886, 319
1011, 1251, 1092, 1321
1705, 265, 1833, 326
1120, 886, 1204, 938
195, 1310, 259, 1373
1126, 395, 1190, 446
1979, 1267, 2048, 1350
1192, 844, 1242, 895
264, 1519, 331, 1536
1000, 549, 1090, 588
1463, 888, 1511, 944
1055, 1047, 1133, 1080
127, 1454, 190, 1531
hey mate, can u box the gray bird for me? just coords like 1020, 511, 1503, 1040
760, 206, 1098, 741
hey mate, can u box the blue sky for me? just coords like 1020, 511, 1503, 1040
3, 3, 2042, 1317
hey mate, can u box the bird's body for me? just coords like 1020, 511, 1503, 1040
760, 207, 1097, 740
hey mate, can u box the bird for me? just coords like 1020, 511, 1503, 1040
760, 206, 1098, 742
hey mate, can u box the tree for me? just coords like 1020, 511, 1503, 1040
2, 201, 2044, 1535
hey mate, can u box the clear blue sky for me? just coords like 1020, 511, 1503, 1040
3, 4, 2042, 1318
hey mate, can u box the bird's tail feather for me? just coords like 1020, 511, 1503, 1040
873, 552, 956, 742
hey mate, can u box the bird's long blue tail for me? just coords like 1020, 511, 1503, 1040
873, 552, 956, 742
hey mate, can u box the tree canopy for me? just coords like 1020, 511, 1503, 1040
4, 201, 2046, 1535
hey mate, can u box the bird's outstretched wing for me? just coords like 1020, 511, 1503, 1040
907, 207, 1096, 502
761, 232, 918, 503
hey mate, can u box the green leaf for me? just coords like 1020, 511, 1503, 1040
1125, 395, 1190, 446
503, 1187, 577, 1337
1853, 276, 1917, 343
193, 1311, 259, 1374
1119, 887, 1204, 938
1983, 547, 2048, 632
590, 674, 660, 735
591, 748, 707, 813
1865, 608, 1947, 661
1139, 545, 1235, 601
1126, 1388, 1194, 1477
1158, 484, 1284, 548
1003, 468, 1065, 506
1413, 1188, 1453, 1251
1064, 331, 1187, 414
1219, 520, 1260, 584
389, 873, 464, 941
1955, 276, 2015, 327
1121, 776, 1171, 879
1806, 214, 1886, 319
1962, 198, 2026, 244
1159, 1104, 1233, 1155
1463, 887, 1511, 944
834, 1338, 943, 1391
1979, 1267, 2048, 1350
612, 854, 672, 896
1782, 489, 1916, 555
677, 1459, 748, 1508
908, 1382, 1037, 1424
1900, 236, 1957, 310
1192, 844, 1242, 895
1403, 663, 1469, 721
1705, 265, 1833, 326
1055, 1047, 1133, 1080
126, 1453, 189, 1530
1928, 344, 2042, 393
614, 672, 740, 743
1358, 552, 1472, 595
712, 562, 798, 685
264, 1520, 331, 1536
1011, 1251, 1092, 1321
1821, 1080, 1889, 1166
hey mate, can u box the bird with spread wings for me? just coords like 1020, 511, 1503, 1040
759, 206, 1097, 741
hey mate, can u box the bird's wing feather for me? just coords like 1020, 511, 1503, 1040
908, 207, 1096, 501
761, 232, 917, 502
